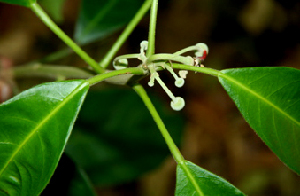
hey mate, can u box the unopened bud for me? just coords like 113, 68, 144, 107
171, 97, 185, 111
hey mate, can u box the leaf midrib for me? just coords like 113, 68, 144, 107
179, 161, 204, 196
0, 82, 88, 177
219, 73, 300, 127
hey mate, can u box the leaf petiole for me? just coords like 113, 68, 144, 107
87, 67, 145, 86
171, 63, 220, 77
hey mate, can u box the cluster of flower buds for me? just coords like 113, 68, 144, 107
113, 41, 208, 111
147, 63, 185, 111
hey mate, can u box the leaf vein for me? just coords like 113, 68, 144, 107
180, 162, 204, 196
0, 82, 88, 177
265, 80, 300, 99
219, 73, 300, 127
247, 73, 271, 85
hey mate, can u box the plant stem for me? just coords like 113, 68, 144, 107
29, 3, 104, 74
146, 0, 158, 57
99, 0, 153, 68
133, 83, 184, 163
134, 84, 205, 196
171, 63, 220, 77
87, 67, 145, 86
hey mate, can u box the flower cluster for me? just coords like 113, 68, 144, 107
113, 41, 208, 111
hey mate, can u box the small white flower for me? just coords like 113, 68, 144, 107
175, 78, 185, 88
195, 43, 209, 55
148, 72, 158, 87
171, 97, 185, 111
148, 69, 185, 111
140, 41, 149, 51
179, 70, 188, 79
165, 65, 185, 88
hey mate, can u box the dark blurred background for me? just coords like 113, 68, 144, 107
1, 0, 300, 195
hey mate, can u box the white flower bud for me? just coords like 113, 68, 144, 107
140, 41, 149, 51
171, 97, 185, 111
148, 72, 158, 87
196, 43, 209, 54
148, 81, 154, 87
179, 70, 188, 79
175, 78, 185, 88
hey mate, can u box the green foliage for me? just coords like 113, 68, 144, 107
175, 161, 245, 196
39, 0, 66, 22
66, 89, 184, 185
0, 81, 89, 195
0, 0, 299, 195
67, 166, 96, 196
0, 0, 35, 7
219, 67, 300, 174
74, 0, 144, 44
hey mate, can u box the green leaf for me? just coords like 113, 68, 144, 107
67, 166, 96, 196
0, 80, 89, 195
218, 67, 300, 174
66, 89, 184, 186
175, 161, 245, 196
74, 0, 144, 44
0, 0, 35, 7
39, 0, 66, 22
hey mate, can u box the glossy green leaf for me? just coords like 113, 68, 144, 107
218, 67, 300, 174
66, 89, 184, 186
175, 161, 245, 196
0, 80, 89, 195
0, 0, 35, 7
74, 0, 144, 44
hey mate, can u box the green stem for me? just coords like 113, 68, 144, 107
134, 83, 205, 196
29, 3, 104, 74
123, 62, 220, 86
133, 83, 183, 163
153, 75, 175, 100
99, 0, 153, 68
87, 67, 145, 85
171, 63, 220, 77
146, 0, 158, 57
